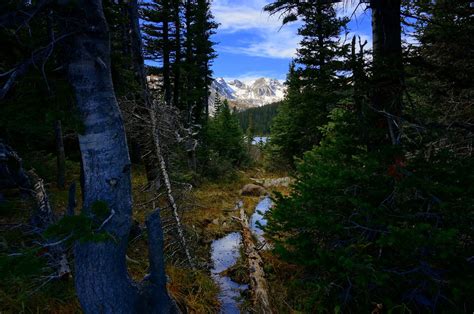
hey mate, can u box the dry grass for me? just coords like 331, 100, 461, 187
167, 265, 220, 313
1, 153, 290, 313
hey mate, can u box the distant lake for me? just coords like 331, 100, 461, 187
252, 136, 268, 145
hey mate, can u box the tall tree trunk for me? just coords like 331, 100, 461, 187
163, 0, 172, 107
173, 0, 182, 109
67, 1, 137, 311
370, 0, 403, 145
129, 0, 147, 93
55, 120, 66, 189
66, 1, 173, 312
184, 0, 194, 124
129, 0, 161, 187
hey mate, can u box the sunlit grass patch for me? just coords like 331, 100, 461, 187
167, 265, 220, 313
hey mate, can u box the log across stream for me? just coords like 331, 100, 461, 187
210, 196, 273, 313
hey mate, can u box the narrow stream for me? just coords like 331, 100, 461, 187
210, 196, 273, 313
249, 196, 273, 243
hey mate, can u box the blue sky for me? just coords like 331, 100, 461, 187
211, 0, 373, 81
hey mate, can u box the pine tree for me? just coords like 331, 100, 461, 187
268, 3, 349, 166
143, 0, 177, 106
245, 115, 255, 146
183, 0, 217, 124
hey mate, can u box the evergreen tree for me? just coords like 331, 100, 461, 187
265, 1, 473, 311
268, 3, 349, 166
142, 0, 176, 106
198, 98, 247, 178
207, 99, 246, 165
183, 0, 217, 124
236, 102, 280, 135
408, 0, 474, 129
245, 115, 255, 146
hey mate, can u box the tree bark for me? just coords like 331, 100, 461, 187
150, 102, 195, 270
163, 0, 172, 107
29, 170, 72, 278
235, 203, 272, 314
55, 120, 66, 189
370, 0, 403, 145
128, 0, 161, 187
66, 1, 173, 312
172, 0, 182, 109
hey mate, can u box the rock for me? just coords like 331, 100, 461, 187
240, 184, 267, 196
251, 177, 294, 188
212, 218, 219, 225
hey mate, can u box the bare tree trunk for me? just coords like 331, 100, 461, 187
55, 120, 66, 189
29, 170, 71, 278
172, 0, 182, 110
128, 0, 161, 187
66, 1, 173, 312
184, 0, 194, 124
163, 0, 172, 107
370, 0, 403, 145
150, 103, 195, 270
29, 170, 55, 229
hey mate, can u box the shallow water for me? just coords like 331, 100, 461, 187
210, 197, 273, 313
249, 196, 273, 242
210, 232, 248, 313
252, 136, 268, 145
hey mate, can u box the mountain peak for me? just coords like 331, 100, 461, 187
210, 77, 286, 112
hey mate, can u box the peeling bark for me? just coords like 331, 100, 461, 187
29, 170, 72, 279
29, 170, 55, 229
236, 203, 272, 314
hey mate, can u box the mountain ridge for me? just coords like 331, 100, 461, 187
209, 77, 286, 112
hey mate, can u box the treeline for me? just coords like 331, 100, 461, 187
264, 0, 473, 312
236, 102, 281, 135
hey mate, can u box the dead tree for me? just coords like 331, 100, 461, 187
234, 203, 272, 314
125, 0, 196, 269
29, 170, 71, 279
149, 100, 195, 270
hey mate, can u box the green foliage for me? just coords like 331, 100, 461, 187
199, 99, 247, 178
91, 200, 111, 220
44, 201, 114, 245
266, 108, 474, 311
267, 3, 350, 168
0, 249, 46, 280
236, 102, 280, 136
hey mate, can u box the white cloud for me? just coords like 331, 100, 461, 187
212, 0, 301, 59
211, 0, 375, 59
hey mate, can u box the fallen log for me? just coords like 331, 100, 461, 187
235, 202, 272, 314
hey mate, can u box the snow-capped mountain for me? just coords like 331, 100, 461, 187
210, 77, 286, 111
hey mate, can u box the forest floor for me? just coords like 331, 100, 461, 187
0, 153, 296, 313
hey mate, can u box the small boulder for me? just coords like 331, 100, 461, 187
240, 184, 267, 196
